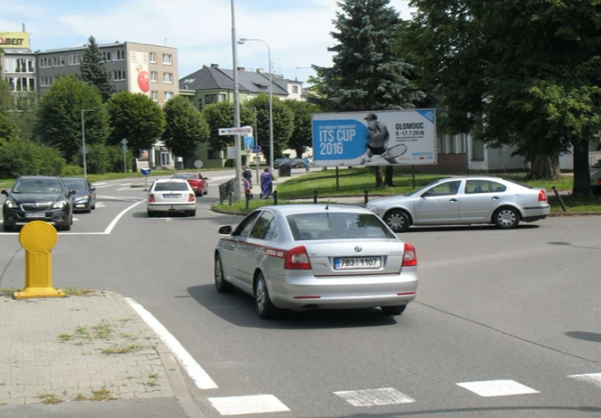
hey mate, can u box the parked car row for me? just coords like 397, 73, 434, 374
273, 158, 306, 169
1, 176, 96, 232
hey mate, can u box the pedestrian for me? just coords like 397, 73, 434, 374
242, 165, 252, 185
304, 157, 311, 173
260, 167, 274, 199
242, 177, 253, 200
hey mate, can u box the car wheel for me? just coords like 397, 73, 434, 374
384, 209, 411, 233
3, 224, 12, 232
92, 203, 96, 210
381, 305, 407, 316
493, 207, 519, 229
147, 210, 154, 218
214, 254, 234, 293
255, 273, 280, 319
188, 210, 196, 217
63, 221, 71, 231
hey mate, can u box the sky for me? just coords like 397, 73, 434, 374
1, 0, 414, 84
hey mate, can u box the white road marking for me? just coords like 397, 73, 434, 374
457, 380, 540, 397
95, 203, 105, 208
334, 388, 415, 407
124, 297, 218, 390
208, 394, 289, 416
104, 200, 144, 234
568, 373, 601, 388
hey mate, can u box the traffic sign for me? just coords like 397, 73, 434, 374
194, 160, 203, 168
219, 126, 253, 136
244, 136, 254, 150
252, 145, 262, 153
120, 138, 128, 146
140, 168, 151, 176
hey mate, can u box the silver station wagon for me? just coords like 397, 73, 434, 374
367, 176, 550, 232
214, 205, 418, 319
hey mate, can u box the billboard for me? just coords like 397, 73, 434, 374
0, 32, 30, 49
312, 109, 437, 167
128, 51, 149, 95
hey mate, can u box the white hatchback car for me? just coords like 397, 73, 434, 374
147, 179, 196, 217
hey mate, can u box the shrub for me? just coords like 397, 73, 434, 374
72, 144, 133, 174
0, 140, 65, 178
62, 164, 84, 176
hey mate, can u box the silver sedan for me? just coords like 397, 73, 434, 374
214, 205, 418, 319
367, 176, 550, 232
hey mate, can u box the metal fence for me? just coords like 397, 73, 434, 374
218, 179, 235, 205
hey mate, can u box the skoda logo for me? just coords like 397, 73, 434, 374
354, 246, 362, 253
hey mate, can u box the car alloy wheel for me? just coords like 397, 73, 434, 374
494, 207, 519, 229
384, 209, 410, 233
254, 273, 280, 319
214, 255, 233, 293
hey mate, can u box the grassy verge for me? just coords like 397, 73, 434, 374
548, 195, 601, 213
275, 168, 575, 199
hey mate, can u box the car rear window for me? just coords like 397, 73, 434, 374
154, 182, 190, 191
287, 212, 396, 241
173, 174, 196, 180
63, 179, 87, 190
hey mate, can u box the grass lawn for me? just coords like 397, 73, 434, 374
548, 195, 601, 213
275, 168, 575, 199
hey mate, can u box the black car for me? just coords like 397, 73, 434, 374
273, 158, 292, 169
289, 158, 305, 168
62, 177, 96, 213
1, 176, 75, 232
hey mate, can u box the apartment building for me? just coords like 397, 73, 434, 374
35, 41, 179, 105
1, 50, 37, 104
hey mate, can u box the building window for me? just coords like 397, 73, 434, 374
76, 54, 82, 65
113, 70, 126, 81
163, 73, 173, 83
205, 94, 225, 104
59, 56, 66, 66
471, 137, 485, 161
116, 50, 125, 60
160, 151, 171, 166
3, 58, 35, 73
165, 92, 174, 101
292, 85, 299, 94
149, 52, 157, 63
150, 71, 158, 82
6, 77, 36, 92
162, 54, 172, 65
151, 91, 159, 102
101, 51, 111, 62
52, 57, 58, 66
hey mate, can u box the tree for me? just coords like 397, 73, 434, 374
203, 101, 255, 157
107, 91, 165, 155
404, 0, 601, 195
285, 100, 320, 158
35, 76, 110, 162
0, 139, 65, 178
162, 96, 210, 165
81, 36, 115, 102
245, 95, 294, 164
314, 0, 425, 186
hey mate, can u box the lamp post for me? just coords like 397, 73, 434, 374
80, 109, 102, 179
238, 38, 274, 173
241, 106, 259, 183
230, 0, 242, 200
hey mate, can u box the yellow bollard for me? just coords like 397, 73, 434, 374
14, 221, 65, 299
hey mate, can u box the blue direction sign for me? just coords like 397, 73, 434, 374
252, 145, 262, 153
140, 168, 152, 176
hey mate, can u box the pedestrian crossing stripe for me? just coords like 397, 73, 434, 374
334, 387, 416, 407
208, 394, 290, 416
456, 380, 540, 397
568, 373, 601, 388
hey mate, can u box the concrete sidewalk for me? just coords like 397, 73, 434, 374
0, 290, 194, 411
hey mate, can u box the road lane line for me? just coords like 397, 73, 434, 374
208, 394, 289, 415
104, 200, 144, 234
568, 373, 601, 388
457, 380, 540, 397
124, 298, 219, 390
334, 388, 415, 407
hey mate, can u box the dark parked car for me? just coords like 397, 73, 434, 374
1, 176, 74, 232
289, 158, 305, 168
273, 158, 291, 169
62, 177, 96, 213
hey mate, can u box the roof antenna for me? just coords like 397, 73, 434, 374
325, 199, 330, 210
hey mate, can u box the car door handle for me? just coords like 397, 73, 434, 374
491, 196, 500, 200
449, 198, 458, 202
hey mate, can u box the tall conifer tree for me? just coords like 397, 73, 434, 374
81, 36, 115, 102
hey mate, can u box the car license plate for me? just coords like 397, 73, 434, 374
334, 257, 381, 270
163, 194, 180, 198
24, 212, 45, 218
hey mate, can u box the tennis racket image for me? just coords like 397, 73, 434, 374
373, 143, 408, 162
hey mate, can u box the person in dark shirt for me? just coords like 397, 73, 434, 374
242, 165, 252, 185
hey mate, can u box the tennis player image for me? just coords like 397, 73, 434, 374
360, 113, 407, 164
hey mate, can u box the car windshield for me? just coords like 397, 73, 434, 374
173, 174, 196, 180
287, 212, 396, 241
154, 182, 189, 191
63, 179, 88, 190
409, 180, 443, 196
13, 179, 63, 194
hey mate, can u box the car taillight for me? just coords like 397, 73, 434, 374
538, 190, 547, 202
402, 243, 417, 267
149, 194, 155, 203
284, 246, 312, 270
188, 193, 195, 202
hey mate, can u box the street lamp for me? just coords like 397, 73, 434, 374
230, 0, 243, 200
80, 109, 103, 179
238, 37, 274, 173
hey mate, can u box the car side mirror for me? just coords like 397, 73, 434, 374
69, 190, 76, 196
421, 191, 430, 198
204, 177, 209, 180
218, 225, 233, 236
1, 190, 8, 196
90, 187, 96, 192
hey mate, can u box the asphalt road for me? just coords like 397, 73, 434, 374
1, 170, 600, 418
